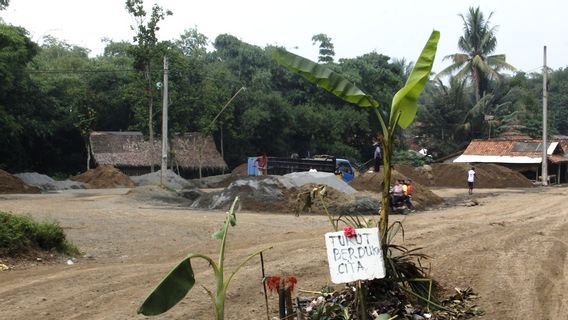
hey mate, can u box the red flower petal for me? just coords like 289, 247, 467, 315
266, 276, 281, 293
343, 226, 357, 238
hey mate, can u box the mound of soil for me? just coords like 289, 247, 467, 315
186, 175, 378, 215
126, 185, 191, 205
203, 163, 250, 188
395, 163, 534, 188
349, 170, 443, 209
231, 163, 248, 177
0, 169, 40, 194
186, 174, 232, 189
131, 170, 190, 190
292, 184, 380, 216
71, 165, 134, 189
190, 176, 290, 212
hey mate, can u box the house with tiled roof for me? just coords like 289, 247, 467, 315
453, 138, 568, 183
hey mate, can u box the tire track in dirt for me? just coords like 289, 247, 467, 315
399, 188, 568, 319
2, 187, 568, 319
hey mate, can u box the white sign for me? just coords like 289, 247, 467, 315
324, 228, 385, 284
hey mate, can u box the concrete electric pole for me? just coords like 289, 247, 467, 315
160, 56, 169, 186
542, 46, 548, 186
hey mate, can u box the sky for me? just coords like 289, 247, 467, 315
2, 0, 567, 74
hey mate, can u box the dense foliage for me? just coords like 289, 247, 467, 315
0, 6, 566, 175
0, 211, 79, 256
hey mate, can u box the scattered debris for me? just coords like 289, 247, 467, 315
299, 284, 483, 319
463, 199, 479, 207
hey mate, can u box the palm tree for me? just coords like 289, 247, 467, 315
438, 6, 515, 102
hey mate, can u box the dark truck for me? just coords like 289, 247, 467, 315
247, 155, 355, 182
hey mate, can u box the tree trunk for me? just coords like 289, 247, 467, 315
379, 137, 392, 246
473, 67, 481, 103
85, 139, 91, 171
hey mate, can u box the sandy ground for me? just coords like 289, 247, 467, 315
1, 186, 567, 319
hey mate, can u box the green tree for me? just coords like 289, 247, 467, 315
176, 27, 208, 58
0, 0, 9, 10
548, 68, 568, 135
438, 6, 515, 102
312, 33, 335, 63
125, 0, 172, 172
417, 77, 473, 157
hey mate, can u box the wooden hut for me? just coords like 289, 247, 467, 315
89, 131, 228, 178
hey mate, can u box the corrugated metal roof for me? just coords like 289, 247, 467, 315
454, 155, 542, 164
462, 140, 558, 157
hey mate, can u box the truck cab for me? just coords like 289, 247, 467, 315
335, 158, 355, 182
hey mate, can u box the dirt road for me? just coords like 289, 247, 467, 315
1, 186, 567, 319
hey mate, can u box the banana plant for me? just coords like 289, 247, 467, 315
273, 31, 439, 246
138, 197, 272, 319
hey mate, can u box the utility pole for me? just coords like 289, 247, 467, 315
542, 46, 548, 186
160, 56, 169, 187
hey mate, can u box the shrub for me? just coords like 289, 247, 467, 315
0, 211, 79, 256
392, 150, 432, 167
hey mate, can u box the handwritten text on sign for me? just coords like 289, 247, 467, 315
325, 228, 385, 283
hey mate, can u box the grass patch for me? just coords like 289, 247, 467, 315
0, 211, 80, 257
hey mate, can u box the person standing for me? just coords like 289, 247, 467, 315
467, 167, 476, 195
373, 143, 382, 172
255, 153, 267, 176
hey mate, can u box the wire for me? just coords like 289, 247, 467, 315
26, 68, 244, 83
28, 69, 137, 74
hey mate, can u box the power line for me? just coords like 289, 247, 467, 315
28, 69, 137, 74
27, 67, 246, 86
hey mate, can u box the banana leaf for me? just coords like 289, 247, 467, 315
391, 30, 440, 128
273, 48, 379, 108
138, 256, 196, 316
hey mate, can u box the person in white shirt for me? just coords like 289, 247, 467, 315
467, 167, 476, 195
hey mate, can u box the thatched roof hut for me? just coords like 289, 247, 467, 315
90, 131, 228, 177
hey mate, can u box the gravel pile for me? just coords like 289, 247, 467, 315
278, 172, 357, 194
14, 172, 85, 191
189, 176, 288, 212
130, 170, 192, 190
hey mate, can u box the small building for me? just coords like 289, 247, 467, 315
453, 139, 568, 183
89, 131, 228, 178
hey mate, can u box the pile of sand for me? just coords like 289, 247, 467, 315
292, 184, 381, 216
71, 165, 134, 189
349, 170, 443, 209
395, 163, 534, 188
0, 169, 40, 194
231, 163, 248, 177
